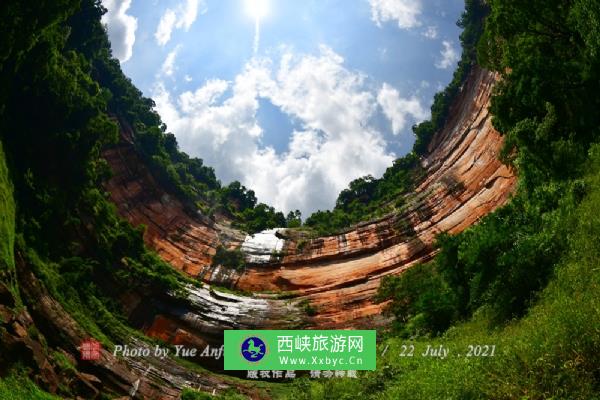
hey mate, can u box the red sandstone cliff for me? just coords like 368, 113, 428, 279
103, 66, 515, 336
235, 66, 515, 328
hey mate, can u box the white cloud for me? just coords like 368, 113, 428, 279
368, 0, 422, 29
422, 25, 438, 39
435, 40, 460, 69
153, 47, 403, 215
101, 0, 138, 63
161, 45, 182, 76
267, 46, 375, 139
377, 83, 428, 135
178, 78, 229, 113
155, 0, 204, 46
155, 10, 177, 47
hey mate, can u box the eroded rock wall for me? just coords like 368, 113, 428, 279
234, 66, 515, 327
102, 65, 515, 346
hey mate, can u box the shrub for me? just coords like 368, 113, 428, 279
211, 246, 246, 271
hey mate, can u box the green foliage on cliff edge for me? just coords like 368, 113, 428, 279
412, 0, 489, 156
0, 140, 16, 300
0, 0, 186, 360
70, 0, 284, 234
211, 246, 246, 271
375, 0, 600, 339
0, 2, 205, 395
276, 0, 600, 397
378, 176, 580, 336
280, 0, 600, 397
480, 0, 600, 190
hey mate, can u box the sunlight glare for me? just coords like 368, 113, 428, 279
245, 0, 269, 20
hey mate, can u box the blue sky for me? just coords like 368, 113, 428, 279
101, 0, 465, 216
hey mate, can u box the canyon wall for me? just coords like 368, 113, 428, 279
234, 66, 515, 328
101, 65, 516, 362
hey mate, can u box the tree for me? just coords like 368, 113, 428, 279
286, 210, 302, 228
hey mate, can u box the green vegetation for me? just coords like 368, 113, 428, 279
0, 0, 189, 371
275, 0, 600, 398
1, 0, 599, 398
299, 299, 318, 317
305, 155, 420, 236
182, 388, 248, 400
51, 351, 77, 375
0, 372, 60, 400
412, 0, 489, 155
0, 2, 284, 396
377, 179, 579, 336
374, 0, 600, 339
296, 239, 309, 252
377, 260, 457, 337
304, 0, 489, 236
64, 2, 287, 234
286, 210, 302, 228
212, 246, 246, 271
479, 0, 600, 191
278, 144, 600, 400
0, 139, 17, 302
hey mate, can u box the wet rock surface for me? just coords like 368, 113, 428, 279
240, 229, 285, 264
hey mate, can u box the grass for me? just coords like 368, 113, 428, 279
182, 388, 248, 400
0, 139, 19, 303
175, 356, 293, 400
51, 351, 77, 374
171, 150, 600, 400
0, 373, 60, 400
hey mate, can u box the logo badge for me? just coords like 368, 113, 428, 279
79, 338, 102, 361
241, 336, 266, 362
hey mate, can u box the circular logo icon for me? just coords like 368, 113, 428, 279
241, 336, 266, 362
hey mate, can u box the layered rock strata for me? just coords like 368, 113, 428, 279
102, 65, 516, 360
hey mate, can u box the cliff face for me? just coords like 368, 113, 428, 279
235, 67, 515, 327
102, 65, 515, 356
103, 130, 243, 278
